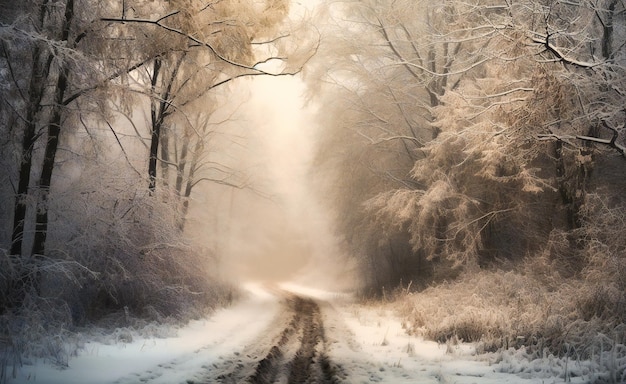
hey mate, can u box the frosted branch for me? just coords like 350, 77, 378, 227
394, 57, 492, 77
100, 16, 303, 76
530, 34, 603, 68
538, 126, 626, 157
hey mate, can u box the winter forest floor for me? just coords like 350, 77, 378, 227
4, 282, 619, 384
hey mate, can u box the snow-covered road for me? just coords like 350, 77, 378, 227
10, 283, 582, 383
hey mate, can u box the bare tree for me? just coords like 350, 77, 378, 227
104, 0, 317, 215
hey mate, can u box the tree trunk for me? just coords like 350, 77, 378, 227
148, 53, 184, 194
148, 58, 163, 193
11, 45, 47, 256
160, 124, 170, 189
31, 114, 63, 257
174, 136, 190, 229
10, 0, 53, 257
31, 0, 74, 258
600, 0, 618, 60
178, 134, 203, 231
175, 135, 189, 196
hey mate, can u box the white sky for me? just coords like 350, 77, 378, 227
253, 74, 347, 278
248, 75, 315, 209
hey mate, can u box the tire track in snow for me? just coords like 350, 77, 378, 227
203, 292, 342, 384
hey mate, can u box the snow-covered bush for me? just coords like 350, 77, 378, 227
41, 163, 233, 324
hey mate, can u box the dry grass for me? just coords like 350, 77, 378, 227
386, 189, 626, 381
393, 267, 625, 381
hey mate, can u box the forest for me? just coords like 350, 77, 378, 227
0, 0, 317, 360
1, 0, 625, 381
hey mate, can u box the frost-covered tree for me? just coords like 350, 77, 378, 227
0, 0, 124, 307
310, 0, 626, 290
0, 0, 316, 316
105, 0, 315, 221
308, 0, 507, 288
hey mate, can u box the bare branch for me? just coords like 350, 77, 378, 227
458, 87, 535, 100
104, 119, 143, 176
251, 33, 290, 45
1, 41, 27, 101
530, 34, 604, 68
375, 16, 422, 81
100, 15, 293, 75
394, 57, 492, 77
538, 126, 626, 157
63, 50, 170, 106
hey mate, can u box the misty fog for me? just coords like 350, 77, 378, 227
184, 75, 352, 287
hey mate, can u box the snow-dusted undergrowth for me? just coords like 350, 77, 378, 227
392, 270, 626, 383
286, 281, 617, 383
2, 283, 279, 384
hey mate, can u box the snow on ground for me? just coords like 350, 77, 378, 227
280, 282, 593, 384
8, 282, 600, 383
9, 282, 281, 384
325, 301, 540, 384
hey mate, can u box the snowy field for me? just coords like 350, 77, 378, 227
6, 282, 606, 383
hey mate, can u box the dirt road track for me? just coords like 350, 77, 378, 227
201, 292, 343, 384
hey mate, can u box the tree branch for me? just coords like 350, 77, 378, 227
251, 33, 290, 45
538, 125, 626, 157
100, 15, 292, 75
530, 34, 604, 68
0, 41, 27, 101
104, 119, 143, 176
63, 50, 170, 106
396, 57, 491, 77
